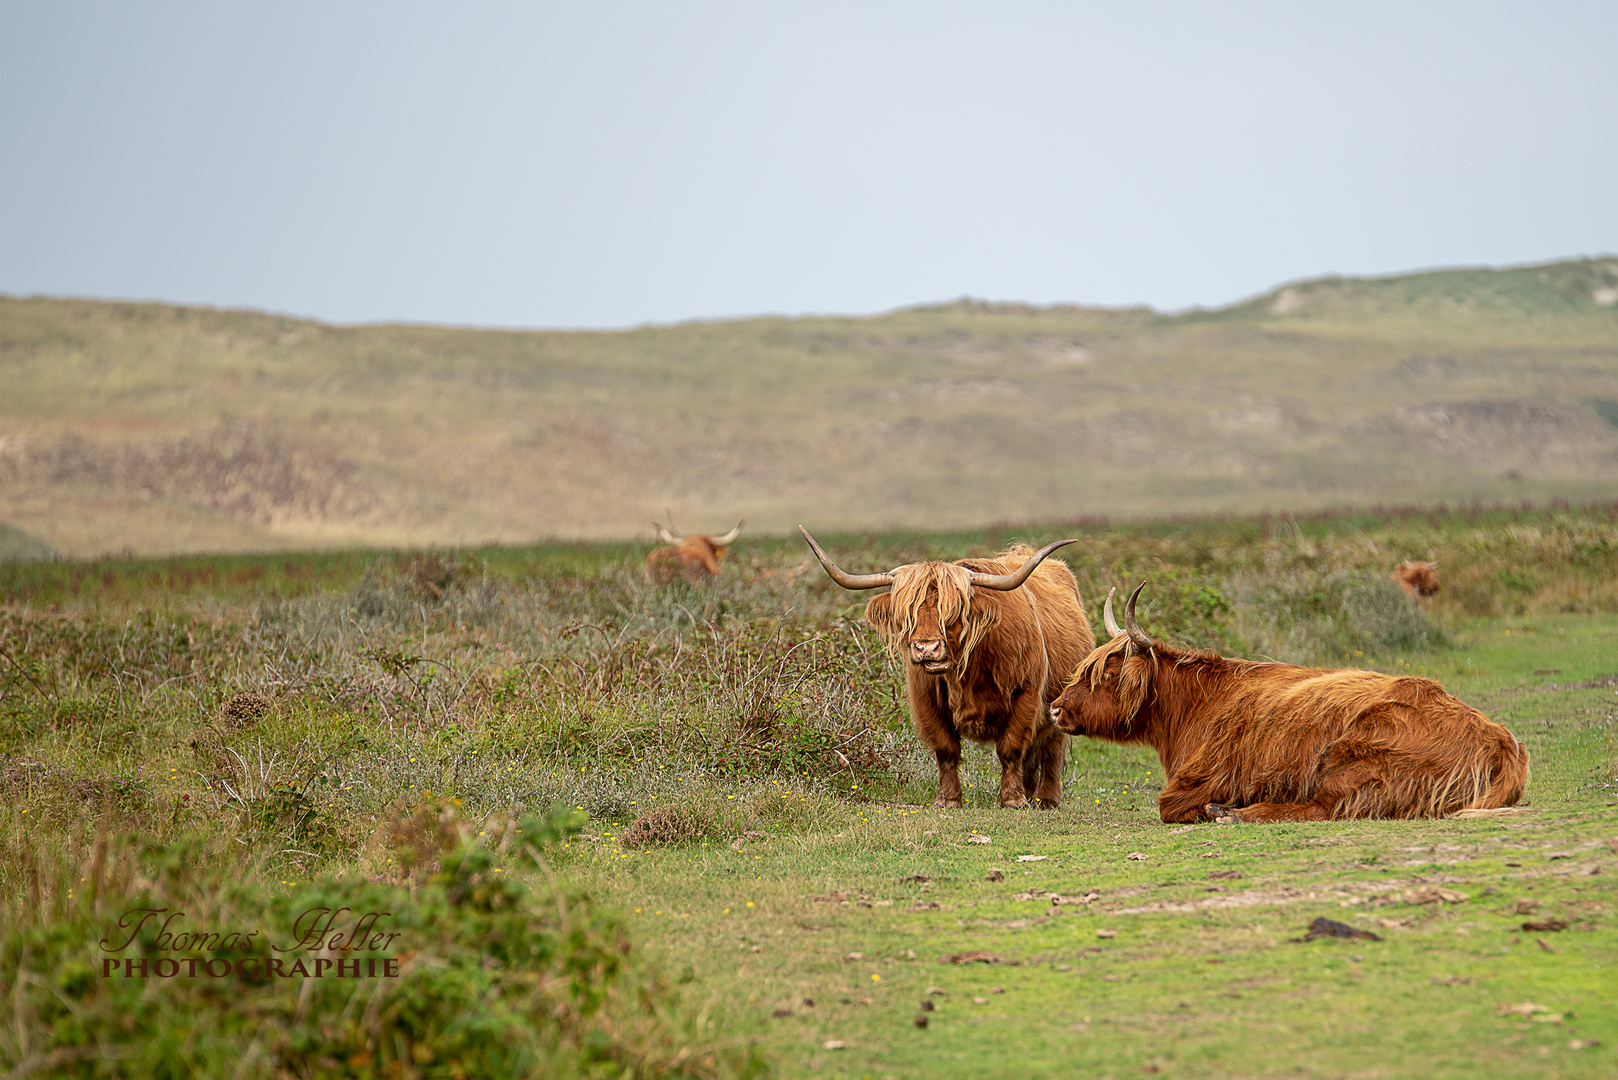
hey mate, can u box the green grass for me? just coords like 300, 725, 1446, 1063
554, 611, 1618, 1079
1, 508, 1615, 1077
3, 257, 1617, 557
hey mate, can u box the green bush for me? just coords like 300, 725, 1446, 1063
1236, 570, 1447, 666
1, 808, 767, 1080
1086, 565, 1242, 655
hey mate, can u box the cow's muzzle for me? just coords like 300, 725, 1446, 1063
910, 639, 950, 673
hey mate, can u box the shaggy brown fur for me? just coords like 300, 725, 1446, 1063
646, 535, 731, 582
1049, 632, 1528, 824
1391, 560, 1441, 600
865, 546, 1094, 809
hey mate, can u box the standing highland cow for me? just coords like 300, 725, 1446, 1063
1048, 585, 1528, 823
800, 527, 1094, 809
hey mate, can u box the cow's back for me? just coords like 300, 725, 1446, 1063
1192, 665, 1528, 816
1024, 558, 1094, 689
965, 549, 1094, 690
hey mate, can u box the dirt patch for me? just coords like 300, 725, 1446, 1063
1108, 877, 1474, 916
1301, 917, 1381, 941
1518, 675, 1618, 692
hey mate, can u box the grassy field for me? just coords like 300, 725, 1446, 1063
3, 257, 1618, 557
2, 505, 1615, 1077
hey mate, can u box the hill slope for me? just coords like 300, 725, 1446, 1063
3, 258, 1618, 557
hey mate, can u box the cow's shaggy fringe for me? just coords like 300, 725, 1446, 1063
1069, 635, 1528, 821
872, 545, 1085, 680
876, 561, 994, 679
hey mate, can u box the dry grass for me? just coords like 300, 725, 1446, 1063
3, 259, 1618, 557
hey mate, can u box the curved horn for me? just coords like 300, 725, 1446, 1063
798, 526, 894, 590
1427, 561, 1439, 569
1102, 586, 1122, 638
711, 519, 745, 546
966, 538, 1079, 591
1123, 581, 1153, 650
652, 521, 680, 544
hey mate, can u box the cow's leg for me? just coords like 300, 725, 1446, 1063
1027, 729, 1066, 810
1020, 736, 1043, 807
995, 688, 1049, 808
995, 738, 1030, 808
908, 672, 964, 808
1206, 763, 1384, 823
1207, 800, 1331, 824
1158, 773, 1226, 823
933, 745, 964, 808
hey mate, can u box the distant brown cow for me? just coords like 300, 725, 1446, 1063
1392, 560, 1441, 600
1047, 584, 1528, 823
801, 527, 1094, 809
646, 520, 744, 582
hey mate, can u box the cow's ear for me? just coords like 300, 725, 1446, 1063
1118, 655, 1152, 718
865, 593, 894, 631
967, 588, 1000, 626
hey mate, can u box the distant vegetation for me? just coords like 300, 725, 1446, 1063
3, 258, 1617, 557
4, 502, 1614, 856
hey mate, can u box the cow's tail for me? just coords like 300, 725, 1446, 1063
1450, 729, 1530, 814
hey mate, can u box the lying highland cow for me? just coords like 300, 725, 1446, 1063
1048, 585, 1528, 823
1392, 560, 1441, 601
646, 520, 744, 583
801, 527, 1093, 809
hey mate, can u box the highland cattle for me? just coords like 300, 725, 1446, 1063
646, 520, 743, 582
800, 527, 1093, 809
1392, 560, 1441, 600
1048, 584, 1528, 823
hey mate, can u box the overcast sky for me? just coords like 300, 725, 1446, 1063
2, 1, 1615, 329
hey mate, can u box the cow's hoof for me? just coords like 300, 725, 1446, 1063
1205, 803, 1241, 823
1000, 796, 1030, 809
933, 798, 964, 809
1035, 799, 1060, 811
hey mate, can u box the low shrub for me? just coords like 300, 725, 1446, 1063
1, 807, 768, 1079
1235, 569, 1448, 666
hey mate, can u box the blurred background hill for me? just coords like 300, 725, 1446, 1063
3, 256, 1617, 558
